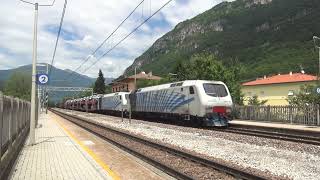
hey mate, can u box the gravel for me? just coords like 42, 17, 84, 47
65, 112, 235, 180
61, 109, 320, 180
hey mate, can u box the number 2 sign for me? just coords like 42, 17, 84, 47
36, 74, 49, 85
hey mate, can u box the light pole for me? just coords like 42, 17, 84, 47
313, 36, 320, 76
168, 73, 177, 82
19, 0, 56, 145
30, 2, 38, 145
134, 62, 142, 90
134, 66, 137, 90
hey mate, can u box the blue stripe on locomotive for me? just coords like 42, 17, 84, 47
135, 90, 194, 113
101, 96, 121, 110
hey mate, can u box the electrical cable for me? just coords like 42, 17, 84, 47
78, 0, 173, 76
48, 0, 67, 79
66, 0, 145, 79
69, 0, 173, 98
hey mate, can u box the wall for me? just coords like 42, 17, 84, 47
242, 81, 317, 105
112, 79, 135, 93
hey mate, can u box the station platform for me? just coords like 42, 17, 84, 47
9, 112, 113, 180
230, 120, 320, 133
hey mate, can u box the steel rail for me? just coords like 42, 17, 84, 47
219, 127, 320, 146
51, 109, 266, 180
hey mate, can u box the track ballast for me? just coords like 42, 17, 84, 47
51, 109, 267, 180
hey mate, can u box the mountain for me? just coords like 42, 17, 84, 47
0, 64, 95, 87
0, 64, 114, 101
123, 0, 320, 80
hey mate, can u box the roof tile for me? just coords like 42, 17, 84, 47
242, 73, 317, 86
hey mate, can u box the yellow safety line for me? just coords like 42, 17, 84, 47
51, 113, 121, 180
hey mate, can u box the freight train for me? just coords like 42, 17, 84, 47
64, 80, 233, 127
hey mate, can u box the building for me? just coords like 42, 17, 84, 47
242, 72, 318, 105
109, 71, 162, 93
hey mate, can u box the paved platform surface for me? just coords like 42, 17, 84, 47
9, 113, 112, 180
231, 120, 320, 132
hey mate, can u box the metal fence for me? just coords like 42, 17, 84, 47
0, 92, 31, 179
234, 105, 320, 126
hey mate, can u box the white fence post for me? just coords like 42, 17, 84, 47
317, 104, 320, 126
0, 92, 3, 163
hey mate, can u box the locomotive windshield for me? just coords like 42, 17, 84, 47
203, 83, 228, 97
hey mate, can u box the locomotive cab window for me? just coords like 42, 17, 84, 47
189, 86, 194, 94
176, 82, 183, 86
203, 83, 228, 97
170, 83, 176, 87
119, 96, 122, 100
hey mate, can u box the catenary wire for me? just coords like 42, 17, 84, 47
66, 0, 145, 80
69, 0, 173, 99
48, 0, 67, 79
78, 0, 174, 76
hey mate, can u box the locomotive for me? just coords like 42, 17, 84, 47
64, 80, 233, 127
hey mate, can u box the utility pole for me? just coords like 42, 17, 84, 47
46, 63, 49, 114
134, 66, 137, 90
313, 36, 320, 77
29, 2, 38, 145
19, 0, 56, 145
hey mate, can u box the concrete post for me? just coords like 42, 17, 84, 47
134, 67, 137, 90
0, 92, 3, 162
317, 104, 320, 126
8, 98, 13, 150
121, 108, 124, 122
29, 3, 38, 145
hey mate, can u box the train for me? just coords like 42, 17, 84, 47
64, 80, 233, 127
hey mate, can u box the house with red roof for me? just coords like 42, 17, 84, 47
242, 72, 318, 105
109, 71, 162, 93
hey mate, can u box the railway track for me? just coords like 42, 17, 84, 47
219, 126, 320, 146
51, 109, 266, 180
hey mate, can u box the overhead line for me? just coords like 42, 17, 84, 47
69, 0, 173, 99
79, 0, 174, 75
67, 0, 145, 79
48, 0, 67, 79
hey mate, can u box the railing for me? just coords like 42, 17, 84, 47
233, 105, 320, 126
0, 92, 31, 179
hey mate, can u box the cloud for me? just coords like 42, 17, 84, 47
0, 0, 234, 78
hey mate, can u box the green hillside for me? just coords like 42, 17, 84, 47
0, 64, 114, 102
123, 0, 320, 80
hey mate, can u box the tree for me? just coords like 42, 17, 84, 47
247, 95, 268, 106
288, 84, 320, 106
4, 72, 31, 101
174, 53, 244, 105
105, 85, 112, 94
93, 69, 105, 94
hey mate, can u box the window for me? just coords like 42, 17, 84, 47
181, 88, 183, 92
119, 96, 122, 100
203, 83, 228, 97
288, 90, 294, 96
260, 91, 265, 96
176, 82, 183, 86
170, 83, 176, 87
189, 86, 195, 94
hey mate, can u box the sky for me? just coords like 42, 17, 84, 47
0, 0, 233, 78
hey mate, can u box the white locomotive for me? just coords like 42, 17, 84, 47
64, 80, 233, 127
